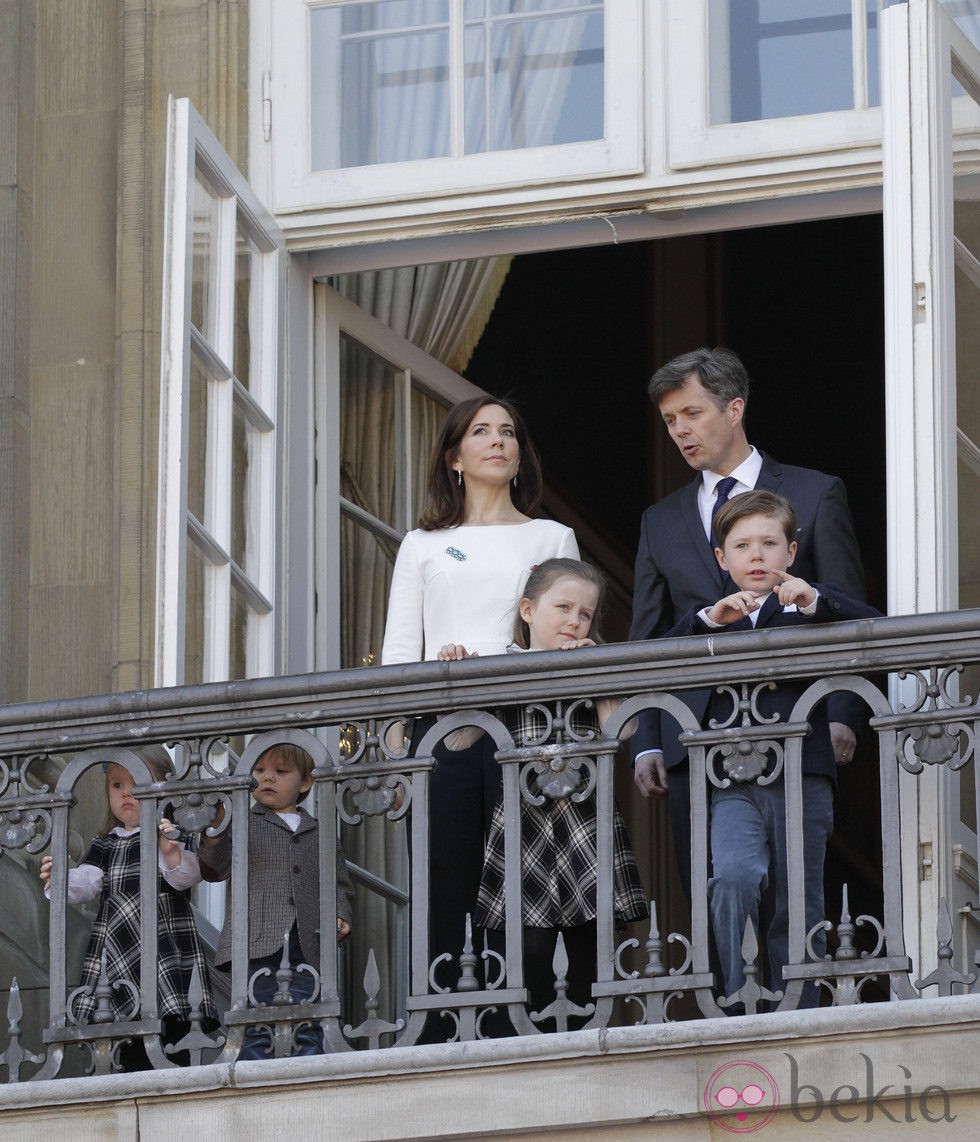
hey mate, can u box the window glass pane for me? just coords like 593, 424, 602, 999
339, 334, 400, 529
955, 262, 980, 618
866, 0, 880, 108
311, 0, 604, 168
234, 228, 257, 391
230, 584, 247, 681
710, 0, 858, 124
231, 398, 249, 570
410, 384, 450, 522
311, 2, 451, 169
184, 543, 205, 686
191, 174, 219, 338
476, 8, 603, 152
956, 190, 980, 264
187, 353, 210, 524
943, 0, 980, 50
489, 0, 599, 11
340, 516, 397, 669
464, 24, 489, 153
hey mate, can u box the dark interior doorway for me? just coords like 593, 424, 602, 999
467, 214, 886, 615
466, 214, 888, 976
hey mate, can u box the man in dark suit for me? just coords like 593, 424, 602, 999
629, 347, 867, 892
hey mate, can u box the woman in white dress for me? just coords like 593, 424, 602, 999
382, 396, 578, 1035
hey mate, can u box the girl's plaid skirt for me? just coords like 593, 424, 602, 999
475, 704, 648, 931
74, 833, 218, 1025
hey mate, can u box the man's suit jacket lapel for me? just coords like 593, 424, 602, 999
681, 475, 728, 589
753, 452, 784, 495
754, 593, 784, 627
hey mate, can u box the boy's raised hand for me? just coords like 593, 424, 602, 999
706, 591, 764, 625
772, 569, 816, 608
39, 854, 52, 886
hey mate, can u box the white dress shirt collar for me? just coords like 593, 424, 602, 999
702, 445, 762, 499
698, 446, 763, 537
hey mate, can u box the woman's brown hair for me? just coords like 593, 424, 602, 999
418, 395, 543, 530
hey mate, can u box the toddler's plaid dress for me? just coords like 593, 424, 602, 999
475, 703, 648, 931
73, 831, 217, 1025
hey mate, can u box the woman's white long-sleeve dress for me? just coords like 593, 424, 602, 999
381, 519, 579, 663
380, 517, 578, 1039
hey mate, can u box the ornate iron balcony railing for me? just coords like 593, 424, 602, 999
1, 608, 979, 1080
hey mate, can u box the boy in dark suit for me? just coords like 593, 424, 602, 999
668, 490, 880, 1009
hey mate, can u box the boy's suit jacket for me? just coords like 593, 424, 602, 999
666, 585, 882, 783
202, 803, 354, 969
629, 452, 868, 769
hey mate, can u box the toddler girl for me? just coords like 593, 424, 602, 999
473, 558, 648, 1028
41, 745, 217, 1070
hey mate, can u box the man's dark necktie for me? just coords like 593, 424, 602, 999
710, 476, 738, 547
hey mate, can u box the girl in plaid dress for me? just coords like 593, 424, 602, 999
472, 559, 648, 1028
40, 745, 217, 1070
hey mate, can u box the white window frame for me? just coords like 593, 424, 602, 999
260, 0, 643, 216
156, 96, 285, 687
666, 0, 884, 171
881, 0, 980, 980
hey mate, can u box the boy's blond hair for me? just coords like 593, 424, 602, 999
255, 743, 315, 802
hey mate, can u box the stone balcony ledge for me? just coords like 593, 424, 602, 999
4, 994, 979, 1139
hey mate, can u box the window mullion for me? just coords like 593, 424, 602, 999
852, 0, 869, 110
399, 368, 413, 534
244, 244, 281, 676
203, 192, 238, 683
451, 0, 466, 156
156, 97, 195, 687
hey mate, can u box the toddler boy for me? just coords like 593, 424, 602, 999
200, 743, 353, 1057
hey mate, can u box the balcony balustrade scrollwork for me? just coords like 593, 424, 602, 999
2, 609, 980, 1082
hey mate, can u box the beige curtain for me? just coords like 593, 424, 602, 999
334, 258, 512, 372
335, 259, 513, 671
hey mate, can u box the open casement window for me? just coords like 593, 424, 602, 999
157, 97, 285, 688
881, 0, 980, 978
264, 0, 641, 214
667, 0, 885, 170
312, 281, 489, 1022
313, 281, 485, 673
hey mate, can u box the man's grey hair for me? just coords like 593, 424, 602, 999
648, 347, 750, 412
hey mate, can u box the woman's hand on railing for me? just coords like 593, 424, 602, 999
437, 643, 478, 661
